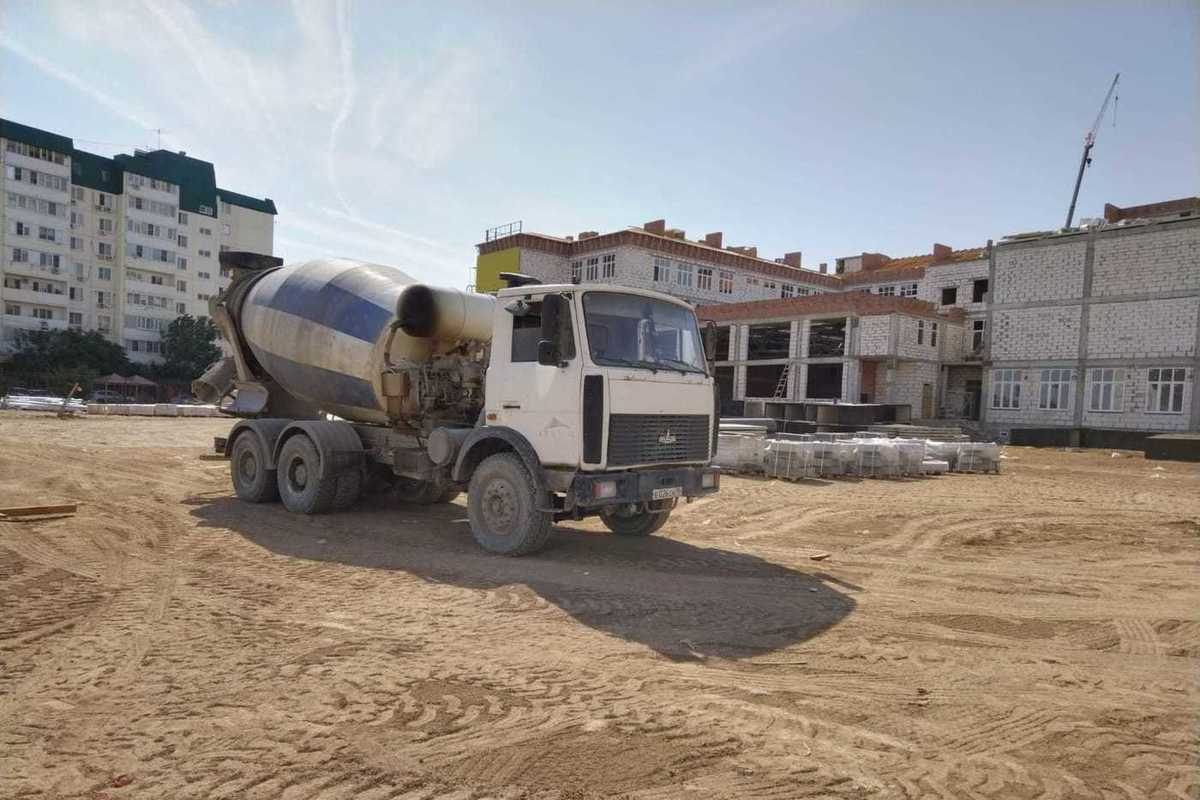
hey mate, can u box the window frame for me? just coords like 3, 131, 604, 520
1088, 368, 1124, 413
991, 368, 1022, 410
1146, 367, 1186, 414
1038, 368, 1074, 411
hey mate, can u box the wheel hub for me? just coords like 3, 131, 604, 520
237, 451, 257, 482
482, 478, 516, 534
288, 459, 309, 491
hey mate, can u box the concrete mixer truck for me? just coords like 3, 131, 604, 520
196, 252, 720, 556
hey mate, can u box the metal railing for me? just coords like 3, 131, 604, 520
484, 220, 522, 242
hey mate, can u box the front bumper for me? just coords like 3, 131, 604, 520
570, 465, 720, 510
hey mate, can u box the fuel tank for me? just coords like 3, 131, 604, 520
234, 258, 495, 424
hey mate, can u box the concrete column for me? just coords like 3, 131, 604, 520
1072, 233, 1095, 440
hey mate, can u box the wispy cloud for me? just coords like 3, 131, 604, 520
0, 32, 159, 133
15, 0, 507, 283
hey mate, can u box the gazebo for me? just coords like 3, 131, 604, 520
96, 374, 158, 402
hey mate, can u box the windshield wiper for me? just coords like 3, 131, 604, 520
655, 357, 703, 375
597, 356, 661, 373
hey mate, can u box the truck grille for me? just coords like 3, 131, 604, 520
607, 414, 710, 467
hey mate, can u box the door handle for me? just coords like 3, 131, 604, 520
502, 403, 521, 409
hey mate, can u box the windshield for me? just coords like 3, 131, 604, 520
582, 291, 707, 374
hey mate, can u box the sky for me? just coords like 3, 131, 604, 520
1, 1, 1196, 287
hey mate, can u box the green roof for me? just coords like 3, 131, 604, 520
114, 149, 219, 217
1, 119, 276, 217
0, 118, 73, 155
71, 149, 123, 193
217, 187, 277, 215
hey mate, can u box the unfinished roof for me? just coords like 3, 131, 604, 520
838, 246, 989, 285
696, 291, 966, 323
477, 227, 843, 288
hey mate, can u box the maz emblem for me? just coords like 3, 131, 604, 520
658, 429, 678, 445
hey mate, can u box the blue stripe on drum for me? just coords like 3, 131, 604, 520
328, 262, 413, 309
251, 345, 382, 412
253, 266, 394, 343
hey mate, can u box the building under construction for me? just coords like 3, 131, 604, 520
476, 197, 1200, 446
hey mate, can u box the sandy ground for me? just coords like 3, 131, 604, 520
0, 412, 1197, 800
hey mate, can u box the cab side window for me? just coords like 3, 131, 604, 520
510, 300, 576, 363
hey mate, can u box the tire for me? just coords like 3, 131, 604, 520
600, 505, 671, 537
229, 432, 278, 503
333, 469, 362, 510
467, 452, 552, 556
276, 434, 338, 514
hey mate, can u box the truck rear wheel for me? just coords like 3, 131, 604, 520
230, 432, 278, 503
276, 434, 338, 514
467, 453, 552, 556
600, 505, 671, 537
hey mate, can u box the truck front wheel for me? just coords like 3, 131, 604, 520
230, 432, 278, 503
600, 504, 671, 537
276, 434, 338, 514
467, 453, 552, 556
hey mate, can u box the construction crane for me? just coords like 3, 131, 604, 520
1064, 72, 1120, 230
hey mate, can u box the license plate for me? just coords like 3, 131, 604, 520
651, 486, 683, 500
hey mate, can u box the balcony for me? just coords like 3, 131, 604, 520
2, 314, 68, 333
6, 261, 66, 279
4, 288, 69, 308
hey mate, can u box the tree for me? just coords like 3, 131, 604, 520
161, 315, 222, 380
5, 329, 131, 395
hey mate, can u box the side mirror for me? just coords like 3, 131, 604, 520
702, 321, 717, 362
538, 294, 565, 366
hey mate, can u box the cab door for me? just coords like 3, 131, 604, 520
486, 293, 582, 466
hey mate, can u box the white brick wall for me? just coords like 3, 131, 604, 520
920, 258, 990, 311
1092, 225, 1200, 299
858, 316, 891, 356
1080, 367, 1194, 431
994, 240, 1087, 303
984, 368, 1077, 427
991, 305, 1083, 360
1086, 297, 1198, 359
517, 248, 568, 283
895, 316, 943, 360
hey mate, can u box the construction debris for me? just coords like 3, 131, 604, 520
0, 394, 86, 415
0, 504, 78, 520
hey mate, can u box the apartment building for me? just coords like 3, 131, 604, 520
483, 198, 1199, 442
1, 118, 276, 364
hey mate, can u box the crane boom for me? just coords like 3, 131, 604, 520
1065, 72, 1120, 230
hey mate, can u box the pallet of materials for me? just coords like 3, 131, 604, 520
0, 394, 87, 415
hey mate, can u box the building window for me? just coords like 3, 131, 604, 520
930, 321, 938, 347
99, 218, 113, 234
1038, 369, 1073, 410
780, 283, 794, 298
178, 257, 188, 271
198, 272, 211, 280
178, 212, 189, 225
177, 280, 187, 292
199, 249, 212, 258
991, 369, 1021, 409
898, 283, 918, 298
1088, 368, 1123, 412
178, 234, 189, 248
5, 304, 20, 316
72, 187, 85, 202
222, 223, 231, 236
941, 287, 957, 305
585, 256, 599, 281
971, 320, 985, 352
177, 302, 187, 314
916, 320, 925, 345
570, 260, 581, 282
33, 308, 54, 320
973, 278, 989, 303
199, 226, 213, 236
747, 323, 791, 360
1147, 368, 1186, 414
676, 262, 693, 288
878, 285, 896, 296
98, 267, 112, 281
718, 270, 733, 295
808, 319, 846, 357
697, 267, 713, 291
601, 253, 615, 279
69, 312, 83, 326
653, 256, 671, 283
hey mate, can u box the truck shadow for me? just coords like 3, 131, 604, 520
187, 494, 857, 662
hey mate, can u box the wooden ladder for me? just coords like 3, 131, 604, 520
772, 364, 791, 399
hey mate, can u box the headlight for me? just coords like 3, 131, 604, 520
701, 472, 717, 489
592, 480, 618, 499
